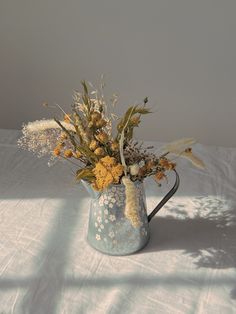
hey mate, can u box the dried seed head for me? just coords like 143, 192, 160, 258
53, 147, 61, 156
91, 111, 102, 122
110, 141, 119, 151
89, 140, 98, 151
73, 150, 82, 158
64, 149, 73, 158
94, 147, 105, 156
95, 132, 109, 143
95, 119, 107, 128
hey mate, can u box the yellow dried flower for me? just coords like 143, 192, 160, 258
93, 156, 124, 190
64, 149, 73, 158
73, 150, 82, 158
94, 147, 105, 156
91, 111, 102, 122
130, 116, 140, 126
95, 119, 107, 128
59, 132, 68, 140
88, 121, 94, 128
89, 140, 98, 151
110, 141, 119, 151
95, 132, 109, 143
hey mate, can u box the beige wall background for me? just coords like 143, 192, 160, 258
0, 0, 236, 147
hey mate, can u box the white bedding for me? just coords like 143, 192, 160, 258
0, 129, 236, 314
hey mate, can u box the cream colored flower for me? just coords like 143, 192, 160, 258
129, 164, 140, 176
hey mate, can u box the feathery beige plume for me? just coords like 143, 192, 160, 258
122, 176, 141, 228
161, 138, 196, 155
26, 119, 76, 133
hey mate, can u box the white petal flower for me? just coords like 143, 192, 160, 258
97, 216, 102, 223
100, 224, 104, 229
105, 219, 109, 223
104, 209, 109, 215
96, 234, 101, 241
108, 231, 115, 238
109, 215, 116, 222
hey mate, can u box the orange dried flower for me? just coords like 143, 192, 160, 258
53, 147, 61, 156
146, 160, 155, 170
64, 114, 71, 123
159, 158, 176, 170
155, 171, 166, 181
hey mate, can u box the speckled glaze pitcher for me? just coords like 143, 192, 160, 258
82, 170, 179, 255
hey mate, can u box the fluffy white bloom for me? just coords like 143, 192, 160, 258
129, 164, 140, 176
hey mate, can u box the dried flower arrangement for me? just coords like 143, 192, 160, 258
18, 80, 204, 227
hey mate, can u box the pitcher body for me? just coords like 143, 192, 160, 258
85, 181, 150, 255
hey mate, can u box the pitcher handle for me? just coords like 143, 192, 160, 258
148, 169, 180, 222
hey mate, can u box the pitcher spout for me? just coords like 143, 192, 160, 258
81, 179, 101, 199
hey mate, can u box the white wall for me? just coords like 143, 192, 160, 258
0, 0, 236, 147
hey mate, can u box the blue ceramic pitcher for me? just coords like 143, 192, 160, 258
82, 170, 179, 255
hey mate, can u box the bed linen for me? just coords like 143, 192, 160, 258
0, 129, 236, 314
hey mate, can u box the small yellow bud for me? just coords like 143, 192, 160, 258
95, 132, 109, 143
91, 112, 102, 122
88, 121, 94, 128
94, 147, 105, 156
73, 150, 82, 158
110, 141, 119, 151
64, 149, 73, 158
130, 116, 140, 126
95, 119, 107, 128
89, 140, 98, 151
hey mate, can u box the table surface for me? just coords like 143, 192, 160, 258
0, 129, 236, 314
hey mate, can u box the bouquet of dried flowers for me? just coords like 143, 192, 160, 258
18, 80, 204, 227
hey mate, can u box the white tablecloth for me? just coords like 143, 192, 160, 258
0, 129, 236, 314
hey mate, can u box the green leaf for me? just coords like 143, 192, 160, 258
76, 167, 95, 181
